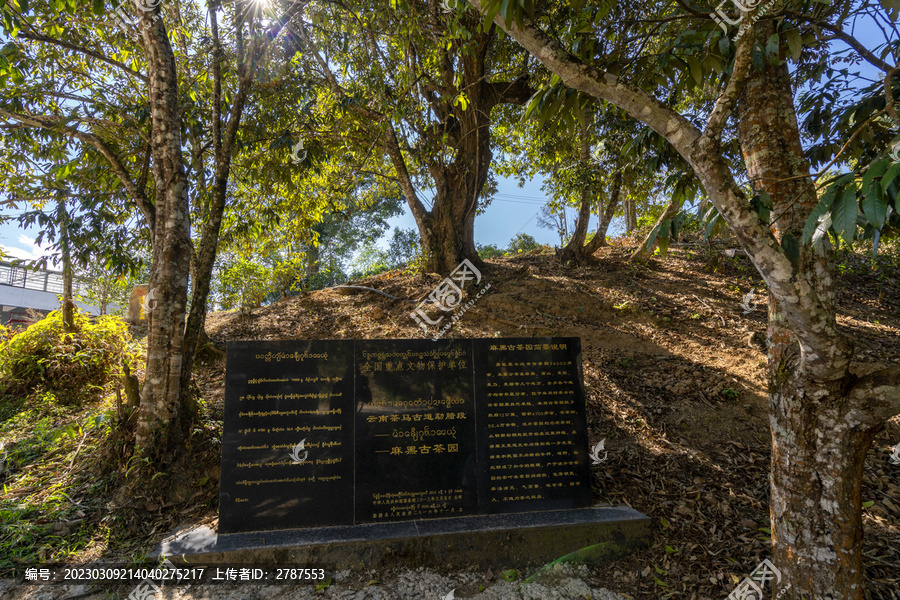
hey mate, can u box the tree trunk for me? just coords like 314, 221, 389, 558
585, 167, 622, 252
631, 195, 681, 261
737, 21, 869, 599
135, 12, 193, 462
57, 197, 76, 333
180, 8, 260, 397
308, 242, 320, 275
624, 194, 637, 233
381, 26, 529, 275
558, 130, 594, 263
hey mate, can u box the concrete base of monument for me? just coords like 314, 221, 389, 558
152, 506, 651, 571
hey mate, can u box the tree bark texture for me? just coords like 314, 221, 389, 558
135, 11, 193, 460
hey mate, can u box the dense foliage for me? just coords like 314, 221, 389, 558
0, 310, 138, 405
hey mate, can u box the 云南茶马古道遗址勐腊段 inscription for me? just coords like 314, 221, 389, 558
218, 338, 591, 534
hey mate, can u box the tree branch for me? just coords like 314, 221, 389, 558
704, 30, 753, 139
884, 68, 900, 129
0, 108, 156, 235
791, 14, 895, 73
17, 32, 148, 82
848, 365, 900, 425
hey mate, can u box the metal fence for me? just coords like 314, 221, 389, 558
0, 261, 85, 296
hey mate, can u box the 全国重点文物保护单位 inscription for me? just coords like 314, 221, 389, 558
217, 338, 592, 534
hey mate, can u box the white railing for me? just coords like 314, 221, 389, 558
0, 261, 85, 296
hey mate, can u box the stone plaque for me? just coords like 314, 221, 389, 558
127, 284, 150, 322
219, 338, 591, 534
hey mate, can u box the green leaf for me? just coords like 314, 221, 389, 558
654, 564, 667, 575
685, 55, 703, 86
502, 569, 519, 582
881, 161, 900, 192
785, 29, 802, 61
765, 34, 779, 63
500, 0, 512, 28
862, 159, 889, 192
660, 516, 669, 529
93, 0, 104, 16
657, 235, 669, 257
863, 500, 875, 508
653, 577, 668, 588
481, 0, 502, 29
665, 545, 678, 554
315, 577, 332, 591
862, 182, 888, 229
780, 233, 800, 265
750, 190, 772, 224
832, 186, 859, 246
802, 187, 837, 245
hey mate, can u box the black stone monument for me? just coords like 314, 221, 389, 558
219, 337, 592, 534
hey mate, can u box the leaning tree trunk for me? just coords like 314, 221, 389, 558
584, 168, 622, 252
136, 11, 193, 461
631, 194, 681, 261
738, 21, 871, 599
558, 128, 594, 263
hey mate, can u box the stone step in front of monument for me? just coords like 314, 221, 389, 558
154, 505, 651, 571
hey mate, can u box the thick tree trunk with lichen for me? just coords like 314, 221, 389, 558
737, 22, 869, 598
135, 12, 193, 461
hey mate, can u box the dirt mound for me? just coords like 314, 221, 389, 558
195, 244, 899, 599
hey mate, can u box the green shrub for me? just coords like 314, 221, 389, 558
0, 309, 137, 405
508, 233, 540, 254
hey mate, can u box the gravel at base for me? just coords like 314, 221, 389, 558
0, 564, 629, 600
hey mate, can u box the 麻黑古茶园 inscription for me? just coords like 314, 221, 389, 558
218, 338, 591, 534
354, 339, 477, 523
